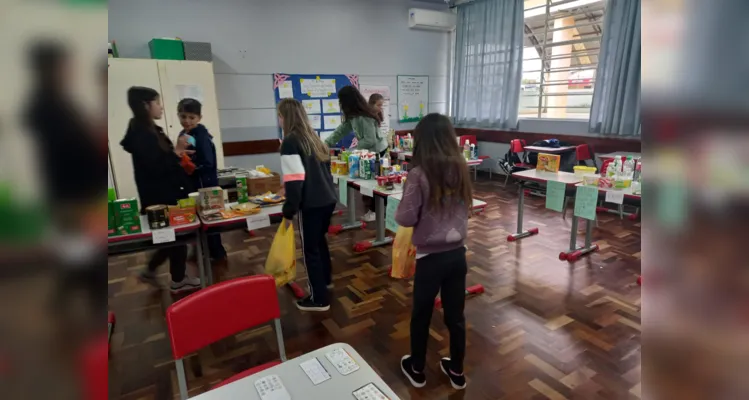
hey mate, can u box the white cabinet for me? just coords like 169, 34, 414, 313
108, 58, 224, 201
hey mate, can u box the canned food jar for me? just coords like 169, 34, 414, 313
146, 205, 170, 229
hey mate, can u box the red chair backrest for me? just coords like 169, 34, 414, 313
166, 275, 281, 359
510, 139, 526, 153
458, 135, 477, 146
576, 144, 593, 161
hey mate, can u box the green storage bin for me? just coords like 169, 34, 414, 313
149, 38, 185, 60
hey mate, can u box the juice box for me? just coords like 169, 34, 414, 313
536, 153, 561, 173
113, 198, 142, 235
236, 175, 249, 203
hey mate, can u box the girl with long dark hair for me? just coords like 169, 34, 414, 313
120, 86, 200, 292
324, 85, 388, 222
396, 114, 472, 390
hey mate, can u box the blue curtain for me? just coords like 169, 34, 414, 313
452, 0, 524, 129
589, 0, 641, 136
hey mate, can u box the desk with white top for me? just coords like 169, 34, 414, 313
107, 215, 207, 288
598, 152, 641, 161
190, 343, 400, 400
508, 169, 582, 242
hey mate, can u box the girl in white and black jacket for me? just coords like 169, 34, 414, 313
278, 99, 338, 311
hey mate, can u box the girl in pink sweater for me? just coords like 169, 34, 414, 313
396, 114, 473, 390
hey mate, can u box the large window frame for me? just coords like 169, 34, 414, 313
520, 0, 606, 120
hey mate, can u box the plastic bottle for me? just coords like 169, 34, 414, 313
623, 156, 635, 180
463, 140, 471, 160
470, 144, 476, 160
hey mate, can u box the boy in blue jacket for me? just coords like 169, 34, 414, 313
178, 98, 227, 262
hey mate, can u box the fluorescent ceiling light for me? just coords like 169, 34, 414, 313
524, 0, 602, 19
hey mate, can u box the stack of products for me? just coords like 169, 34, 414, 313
247, 166, 281, 196
395, 134, 414, 152
345, 150, 397, 180
599, 156, 636, 189
462, 140, 477, 160
197, 186, 226, 221
169, 197, 198, 226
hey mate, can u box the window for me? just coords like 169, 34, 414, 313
520, 0, 606, 119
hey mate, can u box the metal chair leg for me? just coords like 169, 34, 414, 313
618, 204, 624, 220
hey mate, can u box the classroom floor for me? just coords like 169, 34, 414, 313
107, 177, 642, 400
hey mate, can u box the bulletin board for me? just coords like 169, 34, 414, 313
273, 73, 359, 143
397, 75, 429, 123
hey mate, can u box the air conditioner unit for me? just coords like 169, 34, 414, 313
408, 8, 457, 32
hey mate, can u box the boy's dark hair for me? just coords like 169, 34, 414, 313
177, 98, 202, 115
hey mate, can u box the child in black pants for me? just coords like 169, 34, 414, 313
395, 114, 473, 390
277, 99, 338, 311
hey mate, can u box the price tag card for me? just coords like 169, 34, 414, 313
152, 228, 176, 244
605, 190, 624, 205
299, 357, 331, 385
574, 186, 598, 221
385, 197, 401, 233
338, 176, 348, 207
246, 214, 271, 231
360, 186, 374, 197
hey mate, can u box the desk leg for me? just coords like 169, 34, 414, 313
561, 217, 599, 262
199, 230, 213, 286
507, 182, 539, 242
195, 230, 207, 288
329, 184, 364, 234
353, 195, 393, 252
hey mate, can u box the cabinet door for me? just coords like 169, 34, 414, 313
108, 58, 164, 202
157, 60, 225, 168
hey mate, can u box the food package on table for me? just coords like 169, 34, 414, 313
198, 187, 225, 213
536, 153, 561, 173
113, 198, 142, 235
597, 176, 613, 188
168, 205, 197, 226
249, 192, 285, 206
582, 174, 600, 187
230, 202, 261, 216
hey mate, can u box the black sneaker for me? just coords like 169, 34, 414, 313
138, 271, 160, 288
296, 296, 330, 312
439, 358, 466, 390
400, 355, 426, 388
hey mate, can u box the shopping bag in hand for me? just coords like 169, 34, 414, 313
390, 226, 416, 279
264, 222, 297, 287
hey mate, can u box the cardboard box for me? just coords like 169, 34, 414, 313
113, 198, 142, 235
198, 187, 225, 212
168, 206, 197, 226
536, 153, 561, 173
248, 173, 281, 196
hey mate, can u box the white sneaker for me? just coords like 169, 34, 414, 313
170, 276, 201, 293
361, 211, 376, 222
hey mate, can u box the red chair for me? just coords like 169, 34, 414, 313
575, 144, 598, 171
167, 275, 286, 400
499, 139, 535, 186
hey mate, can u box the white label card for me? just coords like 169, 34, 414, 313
605, 190, 625, 205
246, 214, 271, 231
299, 357, 331, 385
360, 186, 374, 197
152, 228, 176, 244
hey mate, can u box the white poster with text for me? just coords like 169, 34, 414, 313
397, 76, 429, 123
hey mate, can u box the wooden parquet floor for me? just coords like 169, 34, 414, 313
108, 177, 641, 400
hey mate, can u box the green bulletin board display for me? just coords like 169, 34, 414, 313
397, 75, 429, 123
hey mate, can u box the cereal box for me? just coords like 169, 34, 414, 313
536, 153, 561, 173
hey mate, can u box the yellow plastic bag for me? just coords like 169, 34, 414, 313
390, 226, 417, 279
264, 222, 297, 287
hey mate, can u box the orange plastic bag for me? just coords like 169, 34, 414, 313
390, 226, 416, 279
264, 222, 297, 287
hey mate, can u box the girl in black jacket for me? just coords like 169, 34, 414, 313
120, 86, 200, 293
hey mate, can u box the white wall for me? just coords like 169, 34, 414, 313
108, 0, 451, 173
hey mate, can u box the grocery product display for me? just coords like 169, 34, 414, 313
112, 198, 142, 236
